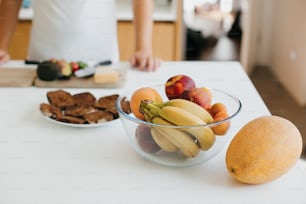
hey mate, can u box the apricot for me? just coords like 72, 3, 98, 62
130, 87, 163, 120
182, 87, 212, 110
211, 111, 230, 135
226, 116, 303, 184
135, 125, 161, 154
209, 103, 230, 135
165, 75, 196, 99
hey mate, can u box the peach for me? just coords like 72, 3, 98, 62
165, 75, 196, 99
182, 87, 212, 110
209, 103, 230, 135
209, 103, 227, 116
135, 125, 161, 153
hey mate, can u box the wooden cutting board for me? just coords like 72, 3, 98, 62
34, 67, 127, 88
0, 66, 126, 88
0, 68, 36, 87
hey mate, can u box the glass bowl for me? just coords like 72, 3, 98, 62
116, 85, 242, 167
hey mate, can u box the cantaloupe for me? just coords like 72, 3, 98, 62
226, 115, 303, 184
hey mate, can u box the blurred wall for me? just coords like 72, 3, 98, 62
269, 0, 306, 106
245, 0, 306, 106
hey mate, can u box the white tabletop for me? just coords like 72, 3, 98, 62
0, 61, 305, 203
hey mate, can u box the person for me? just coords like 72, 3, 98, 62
0, 0, 161, 71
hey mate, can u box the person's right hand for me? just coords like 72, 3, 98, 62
0, 49, 10, 65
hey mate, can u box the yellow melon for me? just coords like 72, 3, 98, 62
226, 115, 303, 184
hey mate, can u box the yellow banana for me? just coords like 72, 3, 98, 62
150, 116, 178, 152
151, 116, 199, 158
151, 115, 174, 126
159, 106, 206, 126
153, 127, 199, 158
150, 128, 179, 153
159, 106, 216, 150
188, 126, 216, 150
163, 99, 214, 123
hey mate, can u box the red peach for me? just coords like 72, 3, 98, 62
165, 75, 196, 99
135, 125, 161, 153
182, 87, 212, 110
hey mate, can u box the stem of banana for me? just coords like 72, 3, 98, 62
140, 100, 161, 116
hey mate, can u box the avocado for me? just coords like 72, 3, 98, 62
57, 59, 72, 79
37, 61, 62, 81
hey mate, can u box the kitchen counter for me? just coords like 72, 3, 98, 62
0, 61, 305, 203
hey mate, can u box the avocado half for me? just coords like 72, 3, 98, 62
37, 61, 62, 81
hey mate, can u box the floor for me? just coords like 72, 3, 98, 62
250, 66, 306, 159
185, 32, 306, 159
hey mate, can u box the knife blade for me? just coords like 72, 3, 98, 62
74, 60, 112, 78
25, 59, 41, 65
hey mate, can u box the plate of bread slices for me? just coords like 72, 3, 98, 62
39, 89, 131, 127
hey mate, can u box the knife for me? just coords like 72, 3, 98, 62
25, 59, 41, 65
74, 60, 112, 78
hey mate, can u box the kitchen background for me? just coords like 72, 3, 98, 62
14, 0, 306, 155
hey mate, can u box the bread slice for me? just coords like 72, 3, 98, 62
72, 92, 96, 106
64, 104, 95, 117
59, 115, 87, 124
40, 103, 63, 119
83, 110, 114, 124
47, 90, 75, 109
94, 94, 119, 109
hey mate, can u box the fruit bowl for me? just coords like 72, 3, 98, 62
116, 85, 242, 167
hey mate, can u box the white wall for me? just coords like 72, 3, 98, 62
246, 0, 306, 106
268, 0, 306, 106
240, 0, 261, 74
255, 0, 273, 66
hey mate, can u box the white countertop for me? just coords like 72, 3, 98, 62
0, 61, 305, 203
19, 0, 177, 21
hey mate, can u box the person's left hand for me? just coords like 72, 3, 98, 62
0, 49, 10, 65
129, 50, 161, 72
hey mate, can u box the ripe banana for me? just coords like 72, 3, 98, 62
153, 127, 199, 158
162, 99, 214, 123
151, 116, 199, 158
141, 102, 216, 151
159, 106, 216, 150
150, 128, 179, 153
159, 106, 206, 126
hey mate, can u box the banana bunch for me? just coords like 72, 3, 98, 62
140, 99, 216, 158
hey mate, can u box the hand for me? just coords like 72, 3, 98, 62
0, 49, 10, 65
129, 50, 161, 72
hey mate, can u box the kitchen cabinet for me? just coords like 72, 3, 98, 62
9, 0, 183, 61
8, 21, 31, 60
118, 21, 176, 61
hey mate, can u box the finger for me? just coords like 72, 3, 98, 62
138, 56, 148, 71
129, 56, 136, 67
146, 57, 155, 72
0, 53, 10, 65
151, 58, 161, 72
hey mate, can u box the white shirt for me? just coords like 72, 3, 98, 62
28, 0, 119, 63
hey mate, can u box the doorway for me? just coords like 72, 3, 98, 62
183, 0, 243, 61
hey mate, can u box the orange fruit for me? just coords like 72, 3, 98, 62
130, 87, 163, 120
